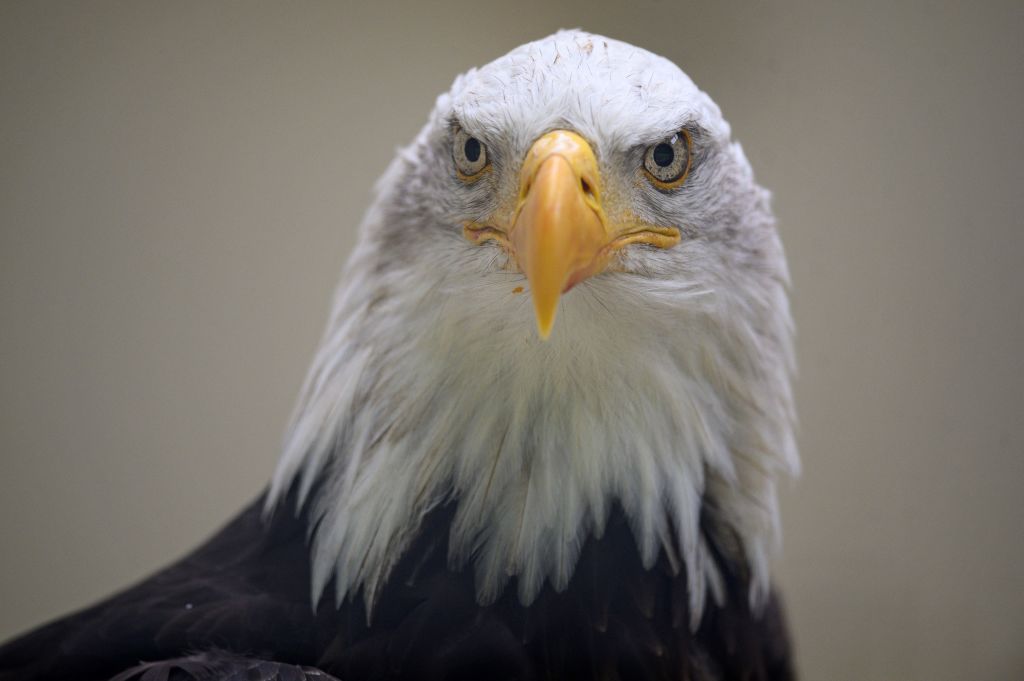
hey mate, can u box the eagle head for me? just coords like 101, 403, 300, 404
268, 30, 797, 626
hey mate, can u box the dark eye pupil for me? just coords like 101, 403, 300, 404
464, 137, 481, 163
652, 143, 674, 167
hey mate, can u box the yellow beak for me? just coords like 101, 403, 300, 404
509, 131, 608, 339
462, 129, 682, 340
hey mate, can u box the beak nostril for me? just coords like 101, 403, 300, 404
580, 178, 594, 199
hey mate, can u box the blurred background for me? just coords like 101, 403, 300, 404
1, 1, 1021, 679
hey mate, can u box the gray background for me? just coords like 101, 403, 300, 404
2, 2, 1022, 679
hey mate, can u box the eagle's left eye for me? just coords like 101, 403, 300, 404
453, 128, 489, 178
643, 131, 691, 188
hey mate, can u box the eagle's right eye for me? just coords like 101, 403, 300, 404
453, 128, 489, 179
643, 130, 691, 189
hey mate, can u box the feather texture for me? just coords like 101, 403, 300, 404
0, 491, 795, 680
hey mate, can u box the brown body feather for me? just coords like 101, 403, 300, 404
0, 487, 793, 681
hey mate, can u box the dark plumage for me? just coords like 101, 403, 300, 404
0, 488, 792, 680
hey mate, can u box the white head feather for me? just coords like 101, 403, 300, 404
267, 30, 797, 627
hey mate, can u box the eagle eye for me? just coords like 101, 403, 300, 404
643, 131, 691, 188
453, 128, 489, 179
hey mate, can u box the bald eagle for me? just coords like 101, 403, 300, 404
0, 31, 798, 681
